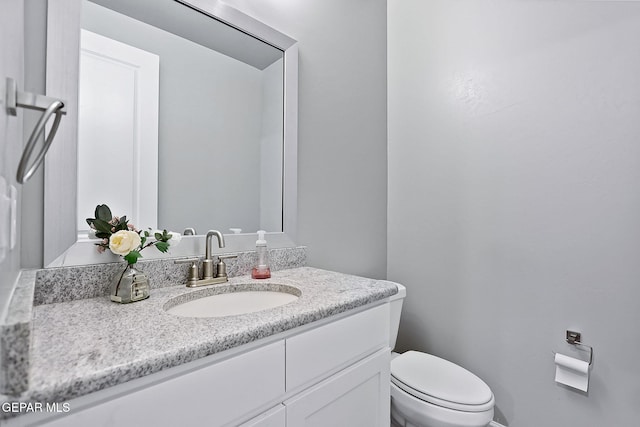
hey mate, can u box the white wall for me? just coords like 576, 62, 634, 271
388, 1, 640, 426
224, 0, 388, 278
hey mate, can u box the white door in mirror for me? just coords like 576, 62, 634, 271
77, 30, 159, 235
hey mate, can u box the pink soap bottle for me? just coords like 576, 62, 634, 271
251, 230, 271, 279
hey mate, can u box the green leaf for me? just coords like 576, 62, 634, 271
92, 218, 113, 233
95, 231, 110, 239
124, 251, 141, 265
154, 232, 163, 241
95, 205, 112, 222
140, 236, 146, 247
86, 218, 95, 227
155, 241, 169, 253
144, 230, 150, 237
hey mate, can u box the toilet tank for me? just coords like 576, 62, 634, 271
389, 283, 406, 350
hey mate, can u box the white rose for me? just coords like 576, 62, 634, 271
167, 231, 182, 247
109, 230, 141, 256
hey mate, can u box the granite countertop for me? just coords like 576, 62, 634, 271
19, 267, 398, 404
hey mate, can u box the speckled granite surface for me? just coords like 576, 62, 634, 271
34, 247, 307, 305
0, 271, 35, 395
1, 266, 398, 416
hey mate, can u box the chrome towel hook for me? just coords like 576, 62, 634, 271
5, 77, 67, 184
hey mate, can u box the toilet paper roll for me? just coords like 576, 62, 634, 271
554, 353, 589, 392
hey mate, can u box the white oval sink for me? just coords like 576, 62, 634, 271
165, 284, 300, 318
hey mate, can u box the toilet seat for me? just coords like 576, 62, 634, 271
391, 351, 494, 413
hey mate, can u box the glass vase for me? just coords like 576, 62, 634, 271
110, 263, 150, 303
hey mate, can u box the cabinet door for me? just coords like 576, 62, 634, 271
285, 348, 390, 427
40, 341, 285, 427
240, 404, 286, 427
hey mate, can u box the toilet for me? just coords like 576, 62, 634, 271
389, 284, 495, 427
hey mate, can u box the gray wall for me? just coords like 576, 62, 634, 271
225, 0, 388, 279
20, 0, 47, 269
388, 1, 640, 426
0, 1, 24, 315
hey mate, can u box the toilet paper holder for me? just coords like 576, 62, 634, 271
560, 330, 593, 365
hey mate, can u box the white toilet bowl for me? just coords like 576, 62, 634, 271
388, 285, 495, 427
389, 351, 494, 427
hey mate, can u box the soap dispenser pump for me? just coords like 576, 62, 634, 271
251, 230, 271, 279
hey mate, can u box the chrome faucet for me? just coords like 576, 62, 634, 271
182, 227, 196, 235
203, 230, 225, 280
174, 230, 236, 287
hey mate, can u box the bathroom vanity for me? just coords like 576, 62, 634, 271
1, 265, 398, 426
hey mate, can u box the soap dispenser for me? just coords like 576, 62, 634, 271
252, 230, 271, 279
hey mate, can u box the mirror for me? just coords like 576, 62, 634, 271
44, 0, 298, 266
79, 0, 283, 236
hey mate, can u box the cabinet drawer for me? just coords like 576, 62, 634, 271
41, 341, 285, 427
286, 303, 389, 391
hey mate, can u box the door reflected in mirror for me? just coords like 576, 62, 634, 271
78, 0, 284, 238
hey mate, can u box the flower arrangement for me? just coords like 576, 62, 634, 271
86, 204, 180, 265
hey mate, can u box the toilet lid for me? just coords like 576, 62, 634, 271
391, 351, 494, 412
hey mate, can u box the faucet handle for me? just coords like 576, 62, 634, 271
174, 257, 200, 286
217, 254, 238, 279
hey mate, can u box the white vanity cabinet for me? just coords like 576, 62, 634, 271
12, 303, 390, 427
